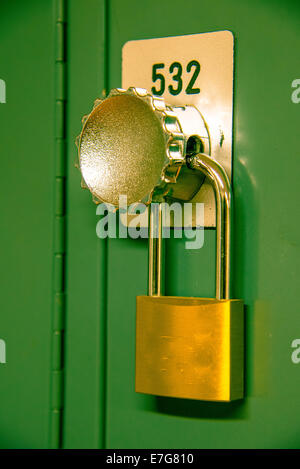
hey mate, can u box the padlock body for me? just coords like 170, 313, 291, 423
136, 296, 244, 401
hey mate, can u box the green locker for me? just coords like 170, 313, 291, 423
1, 0, 300, 449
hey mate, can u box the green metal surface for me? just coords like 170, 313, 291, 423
0, 0, 56, 448
63, 0, 107, 449
107, 0, 300, 448
65, 0, 300, 449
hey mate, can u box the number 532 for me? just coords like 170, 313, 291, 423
151, 60, 201, 97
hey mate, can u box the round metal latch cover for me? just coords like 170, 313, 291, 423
77, 87, 210, 206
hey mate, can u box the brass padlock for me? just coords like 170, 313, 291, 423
136, 153, 244, 402
76, 87, 244, 402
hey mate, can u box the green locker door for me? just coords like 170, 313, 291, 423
63, 0, 300, 449
0, 0, 64, 448
2, 0, 299, 450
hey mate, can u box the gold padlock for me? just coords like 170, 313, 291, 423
136, 153, 244, 402
76, 87, 243, 401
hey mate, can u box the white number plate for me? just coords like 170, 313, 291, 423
122, 31, 234, 227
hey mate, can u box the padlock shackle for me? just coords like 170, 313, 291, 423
148, 201, 165, 297
148, 154, 231, 300
187, 153, 232, 300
